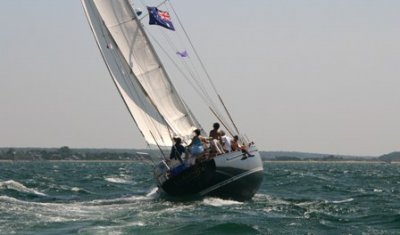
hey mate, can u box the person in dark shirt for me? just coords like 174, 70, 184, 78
170, 137, 185, 164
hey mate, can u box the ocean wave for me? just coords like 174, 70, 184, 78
71, 187, 81, 192
0, 195, 21, 203
0, 193, 153, 225
52, 184, 94, 195
0, 180, 47, 196
146, 187, 159, 197
84, 192, 157, 206
331, 198, 354, 204
68, 186, 93, 195
0, 195, 104, 224
295, 200, 320, 207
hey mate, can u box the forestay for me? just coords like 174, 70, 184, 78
82, 0, 200, 146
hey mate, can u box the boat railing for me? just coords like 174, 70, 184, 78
155, 144, 259, 184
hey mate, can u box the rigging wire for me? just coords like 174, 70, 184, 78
166, 1, 238, 135
157, 23, 218, 104
156, 29, 220, 112
146, 30, 236, 136
146, 33, 212, 109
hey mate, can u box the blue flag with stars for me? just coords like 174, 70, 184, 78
147, 7, 175, 31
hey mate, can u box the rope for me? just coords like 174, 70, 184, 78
167, 2, 220, 96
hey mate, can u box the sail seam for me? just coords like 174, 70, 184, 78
107, 17, 135, 28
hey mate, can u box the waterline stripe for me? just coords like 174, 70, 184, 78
199, 167, 264, 196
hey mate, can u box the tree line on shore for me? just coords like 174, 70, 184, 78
0, 147, 154, 161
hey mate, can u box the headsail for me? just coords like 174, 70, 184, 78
81, 0, 200, 146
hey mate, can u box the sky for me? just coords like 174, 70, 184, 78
0, 0, 399, 156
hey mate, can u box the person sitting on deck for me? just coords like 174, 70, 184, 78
209, 122, 224, 155
220, 130, 232, 153
231, 135, 240, 151
187, 129, 207, 166
169, 137, 185, 166
231, 135, 254, 159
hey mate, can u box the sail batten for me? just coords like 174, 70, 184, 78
82, 0, 201, 146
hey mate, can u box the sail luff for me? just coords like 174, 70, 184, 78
81, 0, 175, 146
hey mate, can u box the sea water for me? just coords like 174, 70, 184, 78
0, 161, 399, 234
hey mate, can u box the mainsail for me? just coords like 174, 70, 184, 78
81, 0, 200, 146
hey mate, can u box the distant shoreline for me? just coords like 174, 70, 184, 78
1, 147, 398, 162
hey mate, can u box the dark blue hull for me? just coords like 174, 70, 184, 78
159, 150, 264, 201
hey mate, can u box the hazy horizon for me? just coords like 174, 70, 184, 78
1, 0, 399, 156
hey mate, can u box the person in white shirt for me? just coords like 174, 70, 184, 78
220, 130, 231, 153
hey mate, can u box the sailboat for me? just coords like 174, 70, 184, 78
81, 0, 264, 201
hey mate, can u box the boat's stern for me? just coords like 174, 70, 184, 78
201, 146, 264, 201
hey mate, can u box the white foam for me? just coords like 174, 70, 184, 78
254, 193, 291, 205
0, 180, 47, 196
160, 204, 194, 214
263, 207, 282, 213
295, 201, 318, 207
0, 191, 162, 234
104, 177, 132, 184
373, 189, 383, 192
86, 195, 151, 206
78, 221, 145, 234
128, 221, 145, 227
202, 197, 243, 207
